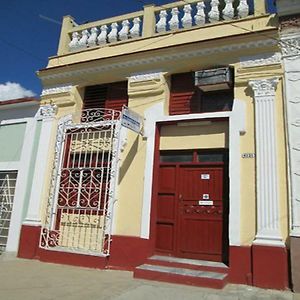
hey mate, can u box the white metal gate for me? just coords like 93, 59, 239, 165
40, 109, 121, 256
0, 171, 18, 253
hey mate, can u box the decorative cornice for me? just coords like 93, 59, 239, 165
39, 38, 278, 82
41, 85, 73, 96
280, 36, 300, 57
39, 104, 58, 118
240, 52, 282, 68
248, 78, 279, 98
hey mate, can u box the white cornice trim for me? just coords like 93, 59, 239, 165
240, 52, 282, 68
39, 38, 278, 81
41, 85, 73, 96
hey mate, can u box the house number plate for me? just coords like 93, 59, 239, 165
199, 200, 213, 205
201, 174, 210, 180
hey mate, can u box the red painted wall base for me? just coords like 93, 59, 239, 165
228, 246, 252, 285
17, 225, 290, 290
252, 244, 289, 290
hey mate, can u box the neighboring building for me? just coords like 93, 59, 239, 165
0, 97, 41, 255
277, 0, 300, 292
18, 0, 289, 290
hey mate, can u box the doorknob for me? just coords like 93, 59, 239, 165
179, 194, 183, 200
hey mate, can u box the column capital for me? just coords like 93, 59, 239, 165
249, 77, 279, 98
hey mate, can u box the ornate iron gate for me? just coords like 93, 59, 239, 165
0, 171, 18, 253
40, 109, 121, 256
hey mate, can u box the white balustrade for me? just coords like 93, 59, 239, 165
88, 27, 99, 47
208, 0, 220, 23
168, 8, 179, 30
130, 17, 141, 38
119, 20, 130, 41
156, 10, 168, 33
238, 0, 250, 18
182, 5, 193, 28
67, 0, 252, 52
194, 2, 206, 26
108, 22, 118, 43
223, 0, 234, 20
78, 30, 89, 49
98, 25, 108, 46
69, 32, 80, 51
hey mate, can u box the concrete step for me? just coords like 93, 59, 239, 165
146, 255, 228, 273
134, 263, 228, 289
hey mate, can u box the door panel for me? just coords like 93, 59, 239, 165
155, 165, 177, 253
178, 167, 224, 261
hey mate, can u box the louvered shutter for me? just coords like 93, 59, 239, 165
83, 85, 108, 109
169, 73, 198, 115
106, 81, 128, 111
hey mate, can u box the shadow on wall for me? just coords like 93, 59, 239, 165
118, 135, 139, 183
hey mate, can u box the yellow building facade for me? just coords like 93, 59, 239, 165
18, 0, 290, 290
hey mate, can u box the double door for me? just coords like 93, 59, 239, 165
155, 155, 228, 262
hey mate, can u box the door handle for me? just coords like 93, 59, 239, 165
179, 194, 183, 200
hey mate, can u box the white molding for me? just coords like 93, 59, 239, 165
6, 119, 37, 252
140, 100, 245, 246
23, 117, 55, 226
39, 39, 277, 81
129, 72, 162, 82
281, 47, 300, 236
240, 52, 282, 68
0, 161, 20, 170
1, 118, 30, 125
249, 78, 284, 246
41, 85, 73, 96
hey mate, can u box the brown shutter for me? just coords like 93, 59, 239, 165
106, 81, 128, 111
169, 72, 195, 115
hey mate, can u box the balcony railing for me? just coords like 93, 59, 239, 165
58, 0, 259, 55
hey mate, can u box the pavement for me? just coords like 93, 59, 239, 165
0, 254, 298, 300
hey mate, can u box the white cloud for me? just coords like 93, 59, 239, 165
0, 82, 35, 101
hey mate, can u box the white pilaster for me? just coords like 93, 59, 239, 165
249, 78, 284, 246
23, 104, 57, 226
5, 119, 37, 252
281, 34, 300, 237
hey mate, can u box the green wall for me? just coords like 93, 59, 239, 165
0, 123, 26, 162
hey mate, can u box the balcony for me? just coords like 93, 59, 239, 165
58, 0, 265, 56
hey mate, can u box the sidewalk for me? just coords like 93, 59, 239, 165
0, 255, 297, 300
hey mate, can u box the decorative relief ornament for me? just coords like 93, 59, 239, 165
280, 37, 300, 57
240, 53, 281, 68
39, 103, 58, 118
248, 78, 279, 97
41, 85, 73, 96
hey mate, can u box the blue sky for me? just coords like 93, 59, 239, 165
0, 0, 276, 100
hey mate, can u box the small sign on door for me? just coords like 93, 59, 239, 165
199, 200, 213, 205
202, 194, 209, 200
201, 174, 210, 180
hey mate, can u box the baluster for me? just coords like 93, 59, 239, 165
237, 0, 249, 18
119, 20, 130, 41
130, 17, 141, 38
156, 10, 167, 33
182, 4, 192, 28
97, 25, 108, 46
78, 29, 89, 49
194, 2, 206, 26
87, 27, 99, 47
223, 0, 234, 20
108, 22, 118, 43
208, 0, 220, 23
168, 7, 179, 30
69, 32, 80, 51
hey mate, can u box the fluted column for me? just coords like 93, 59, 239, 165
249, 78, 284, 246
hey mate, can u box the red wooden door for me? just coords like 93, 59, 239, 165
155, 163, 227, 262
177, 166, 225, 261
